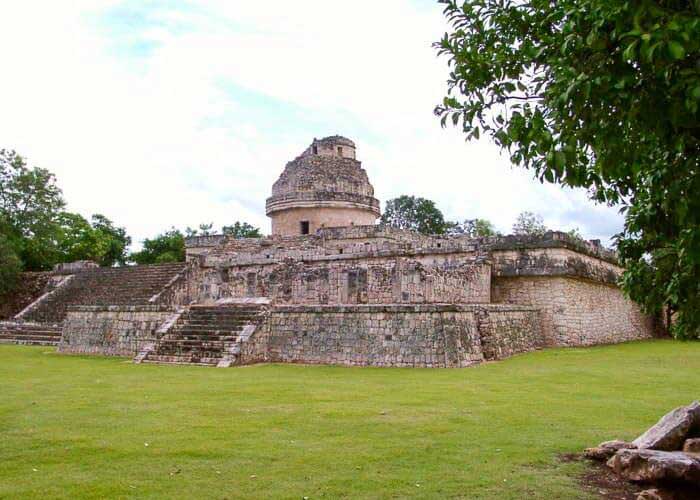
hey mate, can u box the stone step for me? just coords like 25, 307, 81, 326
142, 355, 219, 366
189, 307, 260, 314
173, 325, 246, 333
155, 351, 225, 359
0, 338, 59, 346
0, 334, 60, 341
170, 333, 238, 342
182, 313, 257, 320
20, 262, 187, 324
157, 339, 237, 347
0, 331, 61, 338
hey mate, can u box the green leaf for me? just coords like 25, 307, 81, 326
668, 41, 686, 60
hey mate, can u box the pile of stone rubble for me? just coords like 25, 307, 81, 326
585, 401, 700, 499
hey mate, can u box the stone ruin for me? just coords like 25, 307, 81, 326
0, 135, 661, 367
585, 401, 700, 498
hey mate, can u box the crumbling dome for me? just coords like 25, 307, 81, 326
265, 136, 381, 236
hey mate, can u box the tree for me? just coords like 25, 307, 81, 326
222, 221, 262, 239
512, 212, 548, 236
448, 218, 499, 237
0, 149, 65, 270
435, 1, 700, 338
381, 195, 449, 235
130, 228, 185, 264
57, 213, 131, 267
89, 214, 131, 266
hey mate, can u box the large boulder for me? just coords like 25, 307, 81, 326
584, 439, 636, 461
607, 449, 700, 484
683, 438, 700, 454
632, 401, 700, 451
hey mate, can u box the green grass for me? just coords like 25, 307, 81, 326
0, 340, 698, 499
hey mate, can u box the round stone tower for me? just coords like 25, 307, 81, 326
266, 136, 381, 236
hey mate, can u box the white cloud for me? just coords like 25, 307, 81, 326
0, 0, 623, 248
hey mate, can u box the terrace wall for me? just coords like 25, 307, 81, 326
59, 305, 176, 356
240, 304, 540, 368
491, 276, 656, 346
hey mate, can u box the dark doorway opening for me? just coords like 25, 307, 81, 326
300, 221, 310, 235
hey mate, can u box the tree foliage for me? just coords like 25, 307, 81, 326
130, 228, 186, 265
381, 195, 449, 235
0, 149, 65, 270
222, 221, 262, 239
57, 213, 131, 267
448, 218, 500, 237
436, 0, 700, 338
0, 150, 131, 271
512, 211, 548, 236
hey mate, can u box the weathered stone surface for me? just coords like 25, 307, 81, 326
584, 440, 636, 461
607, 449, 700, 484
632, 402, 700, 451
683, 438, 700, 454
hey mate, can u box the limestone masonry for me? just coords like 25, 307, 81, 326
0, 135, 660, 367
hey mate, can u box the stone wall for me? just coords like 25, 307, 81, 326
241, 304, 540, 368
59, 305, 176, 356
491, 276, 657, 346
476, 305, 544, 360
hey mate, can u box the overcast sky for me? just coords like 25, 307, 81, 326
0, 0, 624, 247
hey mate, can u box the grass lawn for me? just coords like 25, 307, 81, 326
0, 340, 698, 499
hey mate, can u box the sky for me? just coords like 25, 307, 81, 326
0, 0, 624, 248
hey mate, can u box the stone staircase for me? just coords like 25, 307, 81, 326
0, 321, 62, 346
19, 263, 187, 324
140, 304, 266, 367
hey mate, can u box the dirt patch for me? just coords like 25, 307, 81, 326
562, 453, 699, 500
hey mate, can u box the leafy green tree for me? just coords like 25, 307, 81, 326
56, 212, 102, 264
0, 149, 65, 270
56, 213, 131, 267
130, 228, 185, 264
512, 212, 548, 237
89, 214, 131, 266
222, 221, 262, 239
435, 0, 700, 338
381, 195, 449, 235
448, 218, 500, 237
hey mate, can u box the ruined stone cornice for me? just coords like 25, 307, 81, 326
265, 191, 380, 216
483, 231, 618, 264
270, 303, 538, 314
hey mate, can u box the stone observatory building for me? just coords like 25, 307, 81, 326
0, 135, 660, 368
266, 136, 380, 236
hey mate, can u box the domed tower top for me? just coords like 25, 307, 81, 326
266, 136, 381, 236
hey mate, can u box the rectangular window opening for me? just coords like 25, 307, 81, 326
300, 221, 310, 235
337, 146, 343, 156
